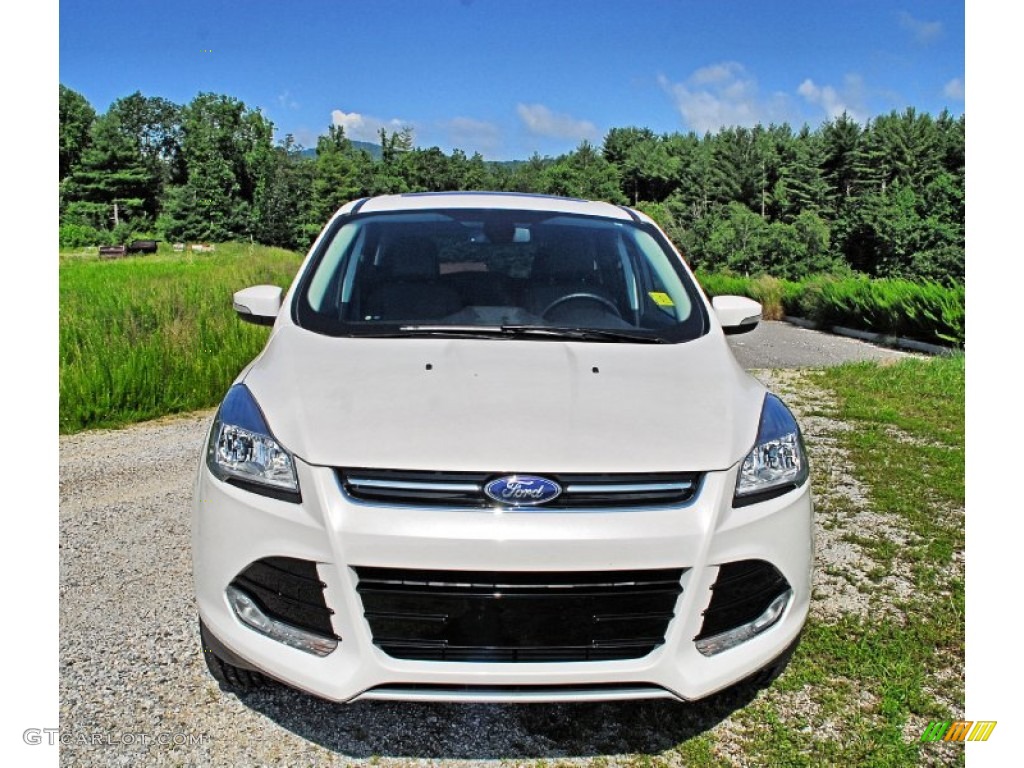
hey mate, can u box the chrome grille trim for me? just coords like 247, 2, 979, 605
346, 477, 481, 493
564, 481, 693, 494
338, 468, 702, 508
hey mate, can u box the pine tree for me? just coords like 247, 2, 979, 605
59, 85, 96, 181
62, 112, 156, 232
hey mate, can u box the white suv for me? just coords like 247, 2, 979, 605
192, 192, 812, 703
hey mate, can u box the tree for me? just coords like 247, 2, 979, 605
368, 127, 412, 195
835, 178, 960, 281
60, 85, 96, 181
662, 131, 711, 222
853, 108, 942, 195
159, 93, 274, 241
603, 127, 679, 204
450, 150, 492, 190
309, 124, 373, 227
821, 112, 862, 205
773, 126, 831, 221
540, 141, 625, 202
402, 147, 456, 192
769, 211, 836, 278
106, 92, 183, 185
697, 203, 769, 273
706, 127, 765, 212
500, 153, 552, 192
62, 112, 157, 232
253, 135, 315, 250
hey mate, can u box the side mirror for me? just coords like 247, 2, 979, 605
233, 285, 282, 327
712, 295, 762, 335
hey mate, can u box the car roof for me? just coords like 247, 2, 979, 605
333, 192, 644, 222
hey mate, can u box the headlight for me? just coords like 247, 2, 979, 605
207, 384, 300, 499
734, 394, 808, 506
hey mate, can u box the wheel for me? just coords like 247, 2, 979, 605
541, 292, 623, 319
199, 618, 269, 692
748, 632, 801, 689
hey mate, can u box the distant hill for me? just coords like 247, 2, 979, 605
300, 140, 382, 160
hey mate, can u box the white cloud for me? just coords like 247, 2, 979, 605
797, 75, 868, 123
331, 109, 408, 143
689, 62, 742, 86
658, 64, 789, 133
516, 103, 598, 141
944, 77, 965, 101
277, 91, 299, 110
899, 11, 943, 44
444, 117, 502, 154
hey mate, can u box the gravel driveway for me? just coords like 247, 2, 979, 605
58, 322, 913, 766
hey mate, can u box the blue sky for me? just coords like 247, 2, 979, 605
59, 0, 964, 160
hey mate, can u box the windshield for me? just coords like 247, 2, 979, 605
294, 208, 708, 343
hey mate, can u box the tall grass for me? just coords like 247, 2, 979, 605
793, 276, 964, 346
697, 272, 964, 347
60, 244, 303, 433
696, 273, 799, 320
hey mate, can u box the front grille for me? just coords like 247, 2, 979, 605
354, 567, 685, 662
695, 560, 791, 640
230, 557, 337, 637
339, 469, 701, 508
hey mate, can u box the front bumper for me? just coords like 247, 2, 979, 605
192, 456, 813, 703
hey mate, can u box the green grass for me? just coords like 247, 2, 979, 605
59, 242, 304, 433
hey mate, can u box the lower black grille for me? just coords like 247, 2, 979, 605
354, 567, 685, 662
230, 557, 337, 638
695, 560, 790, 640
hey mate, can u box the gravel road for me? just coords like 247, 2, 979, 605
58, 322, 914, 767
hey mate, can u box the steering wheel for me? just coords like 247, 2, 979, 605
542, 292, 623, 320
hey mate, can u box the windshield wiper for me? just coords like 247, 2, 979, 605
361, 324, 666, 343
391, 325, 507, 337
498, 325, 667, 343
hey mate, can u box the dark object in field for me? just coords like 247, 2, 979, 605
127, 239, 159, 254
99, 245, 127, 259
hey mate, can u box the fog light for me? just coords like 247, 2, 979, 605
226, 585, 338, 656
695, 589, 792, 656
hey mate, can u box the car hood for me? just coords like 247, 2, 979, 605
242, 326, 766, 473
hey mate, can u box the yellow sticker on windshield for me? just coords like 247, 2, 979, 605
649, 291, 675, 307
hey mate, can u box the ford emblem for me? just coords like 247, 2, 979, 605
484, 475, 562, 507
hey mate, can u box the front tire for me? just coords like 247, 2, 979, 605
199, 618, 269, 692
749, 632, 801, 689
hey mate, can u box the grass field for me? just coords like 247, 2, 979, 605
59, 243, 304, 433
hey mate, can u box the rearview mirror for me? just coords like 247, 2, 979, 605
712, 295, 762, 335
233, 285, 282, 327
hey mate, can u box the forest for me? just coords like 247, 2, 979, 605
59, 85, 964, 284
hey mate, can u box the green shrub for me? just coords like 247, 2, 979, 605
698, 272, 965, 347
794, 277, 964, 347
59, 223, 111, 248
